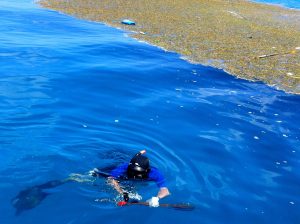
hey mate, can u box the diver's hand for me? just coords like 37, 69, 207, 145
147, 196, 159, 207
88, 168, 99, 177
123, 192, 129, 202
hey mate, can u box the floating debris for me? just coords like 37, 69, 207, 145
227, 11, 244, 19
257, 49, 298, 59
121, 19, 136, 25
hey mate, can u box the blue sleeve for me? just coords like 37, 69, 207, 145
109, 163, 128, 178
148, 167, 167, 188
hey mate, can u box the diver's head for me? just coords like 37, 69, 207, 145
127, 150, 150, 179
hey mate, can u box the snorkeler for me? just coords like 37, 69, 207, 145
89, 150, 170, 207
12, 150, 195, 214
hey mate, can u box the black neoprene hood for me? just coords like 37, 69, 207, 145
128, 154, 150, 172
127, 153, 150, 179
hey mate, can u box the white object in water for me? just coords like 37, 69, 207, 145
121, 19, 136, 25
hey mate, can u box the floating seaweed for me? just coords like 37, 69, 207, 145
39, 0, 300, 94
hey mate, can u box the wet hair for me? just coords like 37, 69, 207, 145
127, 153, 150, 179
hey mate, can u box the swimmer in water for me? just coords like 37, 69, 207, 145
89, 150, 170, 207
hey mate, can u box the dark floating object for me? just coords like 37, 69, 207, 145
11, 170, 111, 215
11, 179, 67, 215
121, 19, 136, 25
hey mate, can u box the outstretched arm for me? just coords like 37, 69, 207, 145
147, 187, 170, 207
108, 177, 124, 194
147, 168, 170, 207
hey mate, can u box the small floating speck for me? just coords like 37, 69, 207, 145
216, 123, 219, 126
150, 118, 154, 121
254, 136, 259, 140
121, 19, 136, 25
180, 105, 184, 108
139, 31, 146, 35
175, 88, 182, 91
237, 104, 241, 107
283, 160, 287, 164
292, 150, 295, 153
248, 111, 252, 114
276, 162, 280, 165
287, 72, 294, 76
283, 134, 288, 137
295, 47, 300, 50
192, 80, 197, 83
274, 113, 279, 116
289, 201, 295, 205
82, 124, 87, 128
114, 120, 119, 123
276, 120, 282, 123
261, 131, 266, 134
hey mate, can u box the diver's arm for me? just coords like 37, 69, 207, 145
107, 163, 129, 194
147, 187, 170, 207
108, 177, 124, 194
157, 187, 170, 199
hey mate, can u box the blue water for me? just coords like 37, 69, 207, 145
0, 0, 299, 223
253, 0, 300, 9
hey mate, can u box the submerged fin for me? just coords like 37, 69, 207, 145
12, 184, 55, 215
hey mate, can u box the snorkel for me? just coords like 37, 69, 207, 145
127, 150, 150, 179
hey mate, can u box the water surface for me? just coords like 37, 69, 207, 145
253, 0, 300, 9
0, 0, 299, 223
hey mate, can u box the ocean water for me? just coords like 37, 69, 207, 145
0, 0, 299, 223
253, 0, 300, 9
